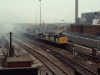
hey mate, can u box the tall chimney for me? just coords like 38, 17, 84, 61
75, 0, 78, 24
95, 12, 97, 19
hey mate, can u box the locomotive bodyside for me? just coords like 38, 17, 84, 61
40, 34, 68, 44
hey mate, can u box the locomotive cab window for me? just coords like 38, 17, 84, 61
48, 36, 50, 40
54, 36, 57, 41
42, 35, 45, 38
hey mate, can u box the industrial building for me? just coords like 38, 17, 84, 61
78, 12, 100, 24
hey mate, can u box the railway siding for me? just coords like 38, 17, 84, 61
13, 36, 98, 74
41, 42, 98, 73
13, 37, 71, 75
63, 32, 100, 51
19, 35, 98, 73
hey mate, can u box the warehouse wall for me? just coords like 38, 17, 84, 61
71, 25, 100, 35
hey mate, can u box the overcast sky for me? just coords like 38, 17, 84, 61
0, 0, 100, 24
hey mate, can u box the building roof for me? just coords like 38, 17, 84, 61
0, 67, 38, 70
7, 57, 32, 63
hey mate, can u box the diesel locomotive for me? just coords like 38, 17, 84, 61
35, 33, 68, 45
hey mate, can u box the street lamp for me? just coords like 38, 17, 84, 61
20, 14, 21, 23
62, 20, 66, 31
62, 20, 65, 23
36, 12, 37, 25
39, 0, 41, 26
62, 20, 65, 26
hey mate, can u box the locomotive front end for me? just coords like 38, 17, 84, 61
59, 37, 68, 44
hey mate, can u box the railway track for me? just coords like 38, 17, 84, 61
65, 45, 100, 61
14, 36, 98, 75
24, 34, 100, 61
13, 38, 68, 75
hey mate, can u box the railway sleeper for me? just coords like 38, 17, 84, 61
74, 70, 83, 75
46, 71, 54, 75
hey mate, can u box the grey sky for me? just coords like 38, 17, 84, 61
0, 0, 99, 23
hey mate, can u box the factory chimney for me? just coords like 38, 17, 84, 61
75, 0, 78, 24
95, 12, 97, 19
